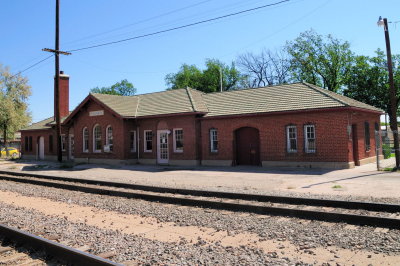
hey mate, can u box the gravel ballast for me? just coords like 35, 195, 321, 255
1, 179, 400, 265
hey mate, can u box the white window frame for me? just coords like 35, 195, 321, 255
304, 125, 316, 153
93, 124, 102, 153
61, 134, 66, 152
173, 128, 184, 153
106, 125, 113, 152
144, 130, 152, 152
210, 128, 218, 153
130, 131, 137, 152
83, 127, 89, 153
286, 125, 297, 153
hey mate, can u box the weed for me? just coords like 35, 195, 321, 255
332, 184, 342, 189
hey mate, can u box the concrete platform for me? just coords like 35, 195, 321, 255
0, 159, 399, 200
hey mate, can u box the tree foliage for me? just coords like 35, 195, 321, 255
237, 48, 291, 87
0, 65, 31, 151
91, 79, 136, 96
286, 29, 353, 92
343, 49, 400, 116
165, 59, 245, 93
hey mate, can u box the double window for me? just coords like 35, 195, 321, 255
173, 129, 184, 152
106, 125, 113, 152
210, 128, 218, 153
130, 131, 136, 152
83, 127, 89, 152
286, 126, 297, 153
144, 130, 152, 152
364, 122, 370, 151
93, 125, 102, 152
304, 125, 316, 153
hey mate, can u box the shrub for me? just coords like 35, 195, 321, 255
382, 144, 392, 159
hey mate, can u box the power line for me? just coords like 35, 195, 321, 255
68, 0, 290, 52
10, 55, 53, 78
62, 0, 213, 47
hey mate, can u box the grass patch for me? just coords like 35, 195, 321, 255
286, 185, 296, 189
7, 166, 17, 170
332, 184, 342, 189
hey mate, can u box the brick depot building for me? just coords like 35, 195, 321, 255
20, 73, 383, 169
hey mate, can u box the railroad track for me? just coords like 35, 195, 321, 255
0, 223, 119, 266
0, 170, 399, 229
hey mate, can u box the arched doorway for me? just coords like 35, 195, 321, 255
38, 136, 45, 160
235, 127, 260, 165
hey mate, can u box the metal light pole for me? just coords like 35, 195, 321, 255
378, 16, 400, 168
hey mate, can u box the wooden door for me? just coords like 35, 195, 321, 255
235, 127, 260, 165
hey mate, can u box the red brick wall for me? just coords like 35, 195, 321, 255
72, 100, 128, 160
20, 129, 55, 158
136, 115, 199, 161
347, 111, 380, 164
200, 109, 380, 164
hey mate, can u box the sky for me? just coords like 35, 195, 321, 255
2, 0, 400, 123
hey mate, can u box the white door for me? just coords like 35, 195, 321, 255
157, 130, 169, 164
69, 135, 75, 160
39, 136, 45, 160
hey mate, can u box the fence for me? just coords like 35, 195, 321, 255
376, 129, 398, 170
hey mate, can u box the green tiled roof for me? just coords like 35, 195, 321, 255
201, 83, 383, 117
20, 117, 54, 131
61, 83, 385, 125
90, 88, 208, 118
91, 93, 138, 117
21, 113, 72, 131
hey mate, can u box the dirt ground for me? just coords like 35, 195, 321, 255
0, 159, 399, 199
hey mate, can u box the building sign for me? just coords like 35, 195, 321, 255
89, 110, 104, 117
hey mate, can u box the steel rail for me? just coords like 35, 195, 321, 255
0, 170, 399, 213
0, 173, 399, 229
0, 223, 120, 266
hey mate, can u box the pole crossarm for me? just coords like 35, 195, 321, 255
42, 48, 71, 55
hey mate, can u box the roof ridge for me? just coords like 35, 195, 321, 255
185, 87, 197, 112
135, 96, 140, 118
302, 82, 349, 107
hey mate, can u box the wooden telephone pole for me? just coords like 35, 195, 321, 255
43, 0, 71, 162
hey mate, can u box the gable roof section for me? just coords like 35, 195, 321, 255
20, 117, 54, 131
91, 93, 138, 117
201, 83, 383, 117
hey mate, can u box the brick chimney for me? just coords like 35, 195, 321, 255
54, 71, 69, 118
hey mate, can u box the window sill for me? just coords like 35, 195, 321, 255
130, 150, 137, 153
144, 150, 152, 153
93, 150, 102, 153
174, 150, 183, 153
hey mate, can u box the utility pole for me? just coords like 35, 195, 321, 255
378, 17, 399, 168
43, 0, 71, 162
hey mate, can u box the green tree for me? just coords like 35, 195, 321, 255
343, 49, 400, 117
165, 59, 245, 93
286, 30, 353, 92
91, 79, 136, 96
0, 65, 31, 155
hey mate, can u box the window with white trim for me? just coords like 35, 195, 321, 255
144, 130, 152, 152
286, 125, 297, 153
210, 128, 218, 153
364, 122, 370, 151
83, 127, 89, 152
173, 129, 184, 152
106, 125, 113, 152
93, 125, 102, 152
61, 135, 66, 152
130, 131, 136, 152
304, 125, 316, 153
